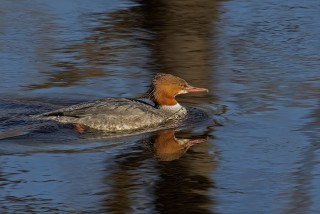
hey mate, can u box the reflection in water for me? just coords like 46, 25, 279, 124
103, 129, 217, 213
137, 2, 219, 213
284, 105, 320, 213
153, 161, 216, 214
138, 0, 220, 106
144, 129, 207, 161
0, 108, 223, 214
1, 0, 320, 213
28, 3, 151, 90
0, 125, 216, 212
28, 0, 219, 104
1, 0, 221, 213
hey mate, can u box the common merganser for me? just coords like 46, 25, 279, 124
34, 73, 208, 132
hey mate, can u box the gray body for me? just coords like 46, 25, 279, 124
33, 98, 186, 132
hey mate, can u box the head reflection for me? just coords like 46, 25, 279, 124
103, 129, 215, 213
144, 129, 207, 161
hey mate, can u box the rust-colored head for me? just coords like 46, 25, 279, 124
145, 73, 208, 106
152, 130, 207, 161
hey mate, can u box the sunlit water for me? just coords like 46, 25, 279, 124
0, 0, 319, 213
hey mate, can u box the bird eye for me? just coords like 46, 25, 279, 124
179, 84, 185, 88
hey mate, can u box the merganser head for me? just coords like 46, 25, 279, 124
145, 73, 208, 107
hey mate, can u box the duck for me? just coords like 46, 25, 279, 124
33, 73, 208, 132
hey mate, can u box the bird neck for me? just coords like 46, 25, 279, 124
159, 103, 182, 112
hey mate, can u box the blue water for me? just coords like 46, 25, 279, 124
0, 0, 319, 213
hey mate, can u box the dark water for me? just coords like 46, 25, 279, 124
0, 0, 319, 213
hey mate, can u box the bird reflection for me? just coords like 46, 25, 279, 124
144, 129, 207, 161
102, 128, 215, 213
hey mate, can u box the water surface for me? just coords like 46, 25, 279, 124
0, 0, 319, 213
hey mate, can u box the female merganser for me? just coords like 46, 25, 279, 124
34, 73, 208, 132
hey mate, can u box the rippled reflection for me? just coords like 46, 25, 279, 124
26, 0, 219, 105
143, 129, 208, 161
102, 129, 217, 214
1, 0, 320, 213
283, 104, 320, 213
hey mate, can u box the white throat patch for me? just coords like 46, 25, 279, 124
160, 103, 188, 120
160, 103, 185, 112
